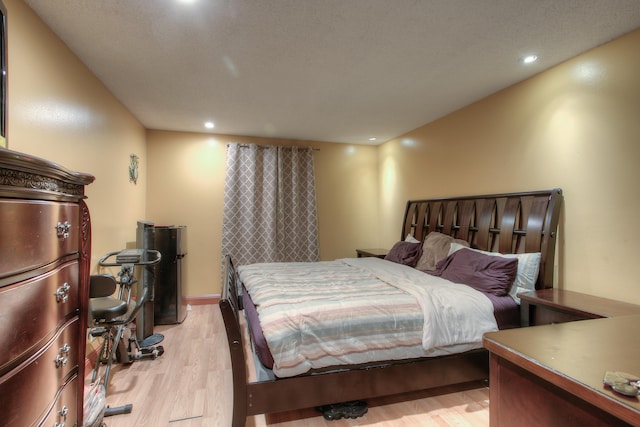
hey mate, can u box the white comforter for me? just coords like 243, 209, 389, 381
345, 257, 498, 350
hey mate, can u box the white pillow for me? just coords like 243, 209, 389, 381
404, 234, 420, 243
449, 242, 541, 304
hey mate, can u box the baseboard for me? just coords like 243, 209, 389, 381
184, 294, 220, 305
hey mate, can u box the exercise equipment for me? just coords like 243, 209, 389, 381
88, 249, 162, 418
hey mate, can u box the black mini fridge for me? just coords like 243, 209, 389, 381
154, 225, 188, 324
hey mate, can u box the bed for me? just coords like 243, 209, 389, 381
220, 188, 563, 426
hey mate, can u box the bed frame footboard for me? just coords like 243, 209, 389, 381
220, 256, 488, 426
220, 256, 249, 427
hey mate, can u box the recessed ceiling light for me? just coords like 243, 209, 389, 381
522, 55, 538, 64
204, 121, 215, 129
369, 137, 377, 141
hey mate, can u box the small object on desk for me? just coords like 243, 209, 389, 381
604, 371, 640, 397
355, 248, 388, 259
612, 383, 639, 397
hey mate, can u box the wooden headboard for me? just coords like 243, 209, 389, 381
402, 189, 563, 289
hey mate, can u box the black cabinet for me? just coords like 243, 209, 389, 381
154, 226, 187, 324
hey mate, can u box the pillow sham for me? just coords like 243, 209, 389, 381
404, 234, 420, 243
415, 232, 469, 272
449, 242, 541, 303
384, 241, 423, 267
430, 248, 518, 296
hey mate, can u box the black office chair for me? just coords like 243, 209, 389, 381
88, 249, 162, 417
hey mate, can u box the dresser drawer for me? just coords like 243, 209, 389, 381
0, 200, 80, 281
38, 374, 79, 427
0, 261, 79, 372
0, 317, 79, 427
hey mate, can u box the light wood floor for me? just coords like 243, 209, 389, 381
89, 305, 490, 427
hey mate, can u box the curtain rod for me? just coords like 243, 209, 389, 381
231, 143, 320, 151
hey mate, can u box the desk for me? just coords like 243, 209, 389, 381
484, 316, 640, 426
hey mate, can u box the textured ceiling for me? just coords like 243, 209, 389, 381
24, 0, 640, 145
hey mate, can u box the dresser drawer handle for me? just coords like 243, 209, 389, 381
55, 283, 71, 303
54, 344, 71, 368
58, 406, 68, 418
53, 405, 68, 427
56, 221, 72, 239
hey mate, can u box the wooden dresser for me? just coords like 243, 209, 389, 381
0, 149, 94, 427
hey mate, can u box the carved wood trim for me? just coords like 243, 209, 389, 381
77, 199, 92, 426
0, 168, 85, 197
0, 149, 94, 201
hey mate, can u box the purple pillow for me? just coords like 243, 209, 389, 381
384, 241, 423, 267
429, 248, 518, 296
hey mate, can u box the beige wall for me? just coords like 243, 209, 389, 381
145, 131, 378, 296
379, 29, 640, 303
6, 0, 147, 271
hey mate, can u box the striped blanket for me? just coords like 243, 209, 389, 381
238, 257, 497, 377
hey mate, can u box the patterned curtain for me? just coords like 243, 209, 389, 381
221, 144, 319, 267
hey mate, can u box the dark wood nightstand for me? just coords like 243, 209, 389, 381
355, 248, 388, 259
519, 289, 640, 326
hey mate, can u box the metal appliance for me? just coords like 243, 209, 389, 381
153, 225, 188, 324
